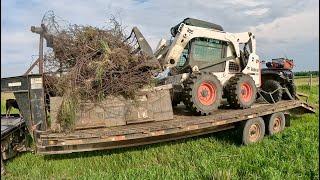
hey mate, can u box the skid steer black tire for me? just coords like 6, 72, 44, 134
225, 74, 257, 109
171, 92, 182, 107
261, 80, 283, 103
282, 83, 296, 100
172, 100, 179, 107
183, 72, 222, 115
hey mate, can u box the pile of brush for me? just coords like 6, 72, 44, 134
43, 17, 159, 130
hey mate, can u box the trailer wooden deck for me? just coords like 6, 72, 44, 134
36, 100, 315, 154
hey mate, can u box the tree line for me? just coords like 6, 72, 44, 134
294, 71, 319, 76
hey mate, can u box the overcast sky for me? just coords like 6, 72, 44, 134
1, 0, 319, 77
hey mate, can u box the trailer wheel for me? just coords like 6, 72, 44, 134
225, 74, 257, 109
183, 72, 222, 115
241, 117, 265, 145
1, 156, 5, 175
265, 112, 285, 135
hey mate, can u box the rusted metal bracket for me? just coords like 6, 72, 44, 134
26, 24, 54, 75
24, 58, 40, 75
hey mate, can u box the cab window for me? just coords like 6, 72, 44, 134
191, 38, 226, 63
177, 48, 189, 67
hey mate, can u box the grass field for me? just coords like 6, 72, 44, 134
1, 78, 319, 179
295, 76, 319, 86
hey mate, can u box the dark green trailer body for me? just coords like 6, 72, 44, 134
1, 74, 47, 134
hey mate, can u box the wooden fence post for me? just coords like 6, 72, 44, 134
309, 74, 312, 89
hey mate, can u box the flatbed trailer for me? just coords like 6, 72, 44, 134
36, 100, 315, 154
1, 74, 316, 157
1, 21, 317, 176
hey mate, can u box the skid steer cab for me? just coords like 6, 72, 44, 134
153, 18, 261, 115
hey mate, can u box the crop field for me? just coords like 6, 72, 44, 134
1, 78, 319, 179
295, 76, 319, 86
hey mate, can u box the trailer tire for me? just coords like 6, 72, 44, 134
225, 74, 257, 109
265, 112, 285, 135
183, 72, 222, 115
1, 156, 5, 175
241, 117, 265, 145
261, 79, 282, 103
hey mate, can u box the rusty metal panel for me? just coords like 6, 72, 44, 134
77, 96, 127, 128
144, 87, 174, 122
28, 76, 47, 131
49, 84, 174, 130
1, 76, 29, 92
125, 94, 153, 124
1, 76, 31, 129
37, 124, 234, 154
1, 74, 47, 134
126, 87, 173, 124
49, 97, 62, 131
13, 92, 32, 130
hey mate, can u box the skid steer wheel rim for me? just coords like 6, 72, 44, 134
197, 82, 216, 106
248, 123, 261, 142
240, 82, 253, 102
272, 116, 282, 133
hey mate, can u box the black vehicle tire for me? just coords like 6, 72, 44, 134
264, 112, 285, 135
282, 83, 296, 100
183, 72, 222, 115
172, 100, 179, 107
261, 79, 283, 103
171, 92, 182, 107
225, 74, 257, 109
241, 117, 265, 145
1, 156, 5, 175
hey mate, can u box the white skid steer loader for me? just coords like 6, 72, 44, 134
127, 18, 261, 115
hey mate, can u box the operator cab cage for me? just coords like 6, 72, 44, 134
170, 18, 224, 37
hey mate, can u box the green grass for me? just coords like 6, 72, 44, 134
2, 85, 319, 179
294, 76, 319, 86
1, 93, 19, 115
297, 85, 319, 105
